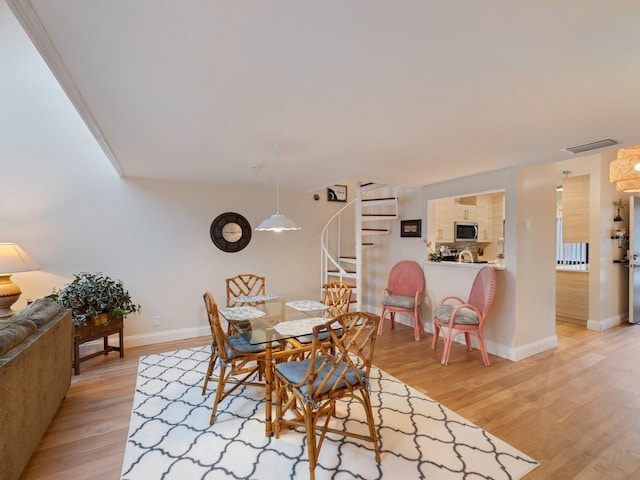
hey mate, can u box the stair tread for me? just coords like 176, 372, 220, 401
322, 182, 398, 312
362, 197, 396, 202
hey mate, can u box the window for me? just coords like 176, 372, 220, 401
556, 218, 588, 269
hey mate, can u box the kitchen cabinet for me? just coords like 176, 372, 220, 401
556, 269, 589, 325
433, 193, 503, 244
436, 198, 476, 241
454, 203, 476, 222
435, 198, 455, 241
476, 196, 492, 241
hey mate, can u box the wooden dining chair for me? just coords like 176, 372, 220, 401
225, 273, 266, 333
321, 280, 353, 315
431, 266, 497, 365
201, 291, 270, 424
274, 312, 381, 480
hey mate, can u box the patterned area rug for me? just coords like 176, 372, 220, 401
121, 347, 538, 479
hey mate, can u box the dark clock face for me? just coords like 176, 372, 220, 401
210, 212, 252, 253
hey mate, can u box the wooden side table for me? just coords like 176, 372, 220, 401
73, 313, 124, 375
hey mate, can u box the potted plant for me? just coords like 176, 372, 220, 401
613, 198, 627, 222
50, 272, 140, 326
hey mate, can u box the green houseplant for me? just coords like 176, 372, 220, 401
50, 272, 140, 326
613, 198, 627, 222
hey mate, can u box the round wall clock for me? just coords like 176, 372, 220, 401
210, 212, 252, 253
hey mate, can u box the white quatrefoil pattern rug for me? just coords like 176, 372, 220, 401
121, 346, 538, 479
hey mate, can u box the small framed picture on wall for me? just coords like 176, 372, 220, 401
327, 185, 347, 202
400, 219, 422, 238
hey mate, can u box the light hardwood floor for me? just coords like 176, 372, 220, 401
20, 321, 640, 479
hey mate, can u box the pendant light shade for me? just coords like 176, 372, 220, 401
610, 145, 640, 192
255, 213, 300, 232
255, 148, 301, 232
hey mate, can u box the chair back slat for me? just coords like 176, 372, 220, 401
321, 281, 353, 315
305, 312, 379, 401
226, 274, 266, 307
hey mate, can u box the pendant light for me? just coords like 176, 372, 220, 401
556, 170, 570, 192
610, 145, 640, 192
255, 147, 301, 232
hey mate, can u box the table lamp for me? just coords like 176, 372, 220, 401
0, 243, 40, 318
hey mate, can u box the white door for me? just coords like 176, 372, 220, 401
629, 196, 640, 323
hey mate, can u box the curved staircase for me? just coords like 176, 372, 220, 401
320, 182, 398, 310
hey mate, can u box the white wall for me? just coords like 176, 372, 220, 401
361, 186, 426, 310
513, 162, 557, 352
555, 152, 629, 329
591, 151, 629, 329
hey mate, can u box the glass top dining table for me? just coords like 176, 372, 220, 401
218, 292, 335, 436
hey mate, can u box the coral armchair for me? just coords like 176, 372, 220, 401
379, 260, 425, 341
431, 266, 497, 365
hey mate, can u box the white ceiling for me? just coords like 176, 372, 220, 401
7, 0, 640, 192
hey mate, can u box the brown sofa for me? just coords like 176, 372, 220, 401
0, 299, 73, 480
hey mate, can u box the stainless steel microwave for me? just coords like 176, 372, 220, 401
454, 222, 478, 242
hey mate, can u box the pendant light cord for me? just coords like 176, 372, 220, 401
275, 145, 280, 214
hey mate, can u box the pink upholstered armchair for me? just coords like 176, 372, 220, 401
431, 266, 497, 365
378, 260, 425, 341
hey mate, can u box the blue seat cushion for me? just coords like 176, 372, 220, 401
434, 304, 479, 325
225, 334, 266, 358
291, 329, 334, 345
228, 319, 251, 331
382, 295, 415, 309
276, 356, 364, 396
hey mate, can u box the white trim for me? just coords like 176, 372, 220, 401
78, 325, 210, 353
125, 326, 210, 348
587, 314, 625, 332
510, 335, 558, 361
368, 302, 558, 362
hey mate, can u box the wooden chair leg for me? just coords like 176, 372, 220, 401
209, 364, 228, 425
305, 403, 317, 480
202, 357, 214, 395
361, 391, 381, 462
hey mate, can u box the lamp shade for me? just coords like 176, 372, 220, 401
255, 151, 301, 233
0, 243, 39, 274
610, 145, 640, 192
255, 213, 301, 232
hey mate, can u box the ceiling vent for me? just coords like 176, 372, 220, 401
561, 138, 618, 154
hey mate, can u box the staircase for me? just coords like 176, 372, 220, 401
320, 182, 398, 310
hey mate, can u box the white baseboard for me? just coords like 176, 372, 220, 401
510, 335, 558, 361
125, 326, 210, 348
79, 325, 210, 352
587, 314, 625, 331
368, 303, 558, 362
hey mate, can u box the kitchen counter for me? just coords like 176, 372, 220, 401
424, 259, 504, 270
